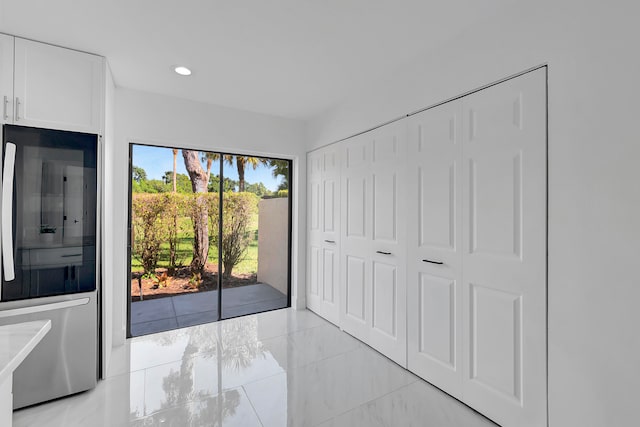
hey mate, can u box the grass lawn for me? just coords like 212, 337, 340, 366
131, 213, 259, 275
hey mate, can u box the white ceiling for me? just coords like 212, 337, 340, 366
0, 0, 511, 120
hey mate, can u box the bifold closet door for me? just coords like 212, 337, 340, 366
340, 120, 407, 366
407, 99, 464, 398
461, 68, 546, 427
307, 146, 340, 325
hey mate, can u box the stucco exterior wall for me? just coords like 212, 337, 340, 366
257, 198, 289, 295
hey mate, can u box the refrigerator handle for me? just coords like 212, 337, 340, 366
2, 142, 16, 281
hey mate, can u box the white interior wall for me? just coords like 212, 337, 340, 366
110, 88, 307, 348
307, 1, 640, 426
101, 63, 115, 375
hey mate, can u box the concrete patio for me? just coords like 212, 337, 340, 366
130, 283, 288, 336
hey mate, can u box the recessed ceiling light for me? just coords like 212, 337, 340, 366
174, 66, 192, 76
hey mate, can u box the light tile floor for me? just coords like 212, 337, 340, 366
14, 308, 497, 427
131, 283, 288, 336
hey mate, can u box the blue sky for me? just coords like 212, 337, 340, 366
132, 145, 284, 191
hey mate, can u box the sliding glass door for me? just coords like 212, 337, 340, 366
127, 144, 291, 337
221, 155, 291, 319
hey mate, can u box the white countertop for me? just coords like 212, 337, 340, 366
0, 320, 51, 384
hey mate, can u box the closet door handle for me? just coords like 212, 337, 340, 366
376, 251, 392, 255
14, 97, 20, 121
324, 240, 335, 244
422, 259, 444, 265
2, 96, 8, 120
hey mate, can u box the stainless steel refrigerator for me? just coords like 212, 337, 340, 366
0, 124, 99, 409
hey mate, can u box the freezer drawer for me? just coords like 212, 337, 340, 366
0, 292, 97, 409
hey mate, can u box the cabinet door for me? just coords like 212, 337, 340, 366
407, 99, 463, 397
14, 38, 103, 133
0, 34, 13, 125
461, 68, 546, 427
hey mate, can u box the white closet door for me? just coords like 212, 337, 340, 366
461, 68, 546, 427
320, 147, 340, 323
340, 121, 407, 366
307, 151, 323, 310
407, 100, 463, 397
340, 133, 372, 341
307, 147, 341, 325
369, 121, 407, 366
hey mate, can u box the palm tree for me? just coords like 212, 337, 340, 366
182, 150, 209, 272
236, 156, 268, 192
200, 154, 267, 192
172, 149, 178, 192
269, 159, 289, 190
170, 149, 179, 272
201, 152, 234, 189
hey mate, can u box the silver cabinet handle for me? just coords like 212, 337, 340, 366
2, 142, 16, 281
324, 239, 335, 244
14, 97, 20, 121
422, 259, 444, 265
376, 251, 392, 255
2, 96, 8, 120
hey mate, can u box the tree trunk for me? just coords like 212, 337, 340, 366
172, 149, 178, 193
237, 158, 245, 192
182, 150, 209, 272
223, 260, 234, 279
171, 149, 179, 272
205, 156, 213, 189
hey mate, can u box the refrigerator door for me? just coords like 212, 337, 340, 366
0, 292, 98, 408
2, 125, 97, 301
0, 125, 99, 408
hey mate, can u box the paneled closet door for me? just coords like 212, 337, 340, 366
307, 146, 341, 325
307, 151, 324, 315
368, 121, 407, 366
340, 133, 372, 342
461, 68, 547, 427
407, 100, 463, 397
307, 147, 341, 325
320, 147, 340, 324
339, 121, 407, 366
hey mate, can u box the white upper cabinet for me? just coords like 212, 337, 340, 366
13, 38, 103, 133
0, 34, 14, 125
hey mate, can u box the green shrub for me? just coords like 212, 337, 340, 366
131, 194, 169, 275
161, 193, 188, 273
131, 191, 259, 279
208, 192, 258, 278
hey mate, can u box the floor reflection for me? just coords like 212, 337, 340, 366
14, 309, 498, 427
129, 313, 287, 425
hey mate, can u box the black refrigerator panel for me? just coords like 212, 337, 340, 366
2, 125, 97, 301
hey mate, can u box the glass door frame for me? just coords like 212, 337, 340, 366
126, 142, 293, 338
